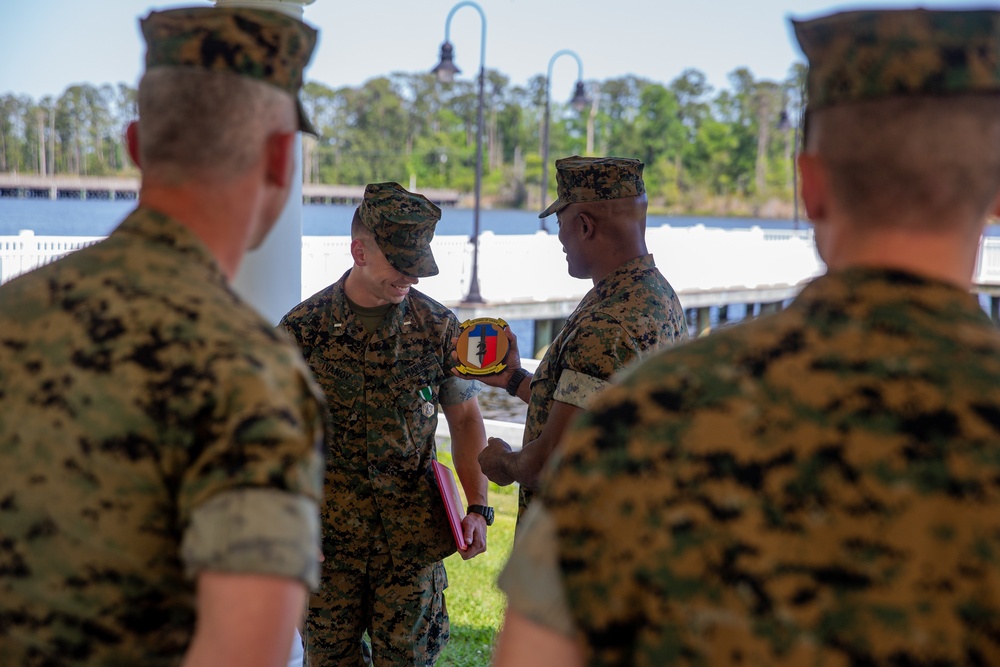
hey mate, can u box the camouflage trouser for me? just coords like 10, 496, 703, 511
305, 528, 450, 667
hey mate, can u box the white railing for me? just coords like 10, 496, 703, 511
0, 231, 103, 284
5, 227, 1000, 306
297, 225, 827, 308
977, 237, 1000, 285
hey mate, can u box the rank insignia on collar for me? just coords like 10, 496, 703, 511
455, 317, 510, 376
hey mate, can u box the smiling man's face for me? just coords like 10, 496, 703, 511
349, 237, 419, 306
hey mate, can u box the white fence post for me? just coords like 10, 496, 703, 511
0, 230, 103, 284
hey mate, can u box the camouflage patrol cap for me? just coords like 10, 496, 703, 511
793, 9, 1000, 110
539, 156, 645, 219
359, 182, 442, 278
141, 6, 319, 134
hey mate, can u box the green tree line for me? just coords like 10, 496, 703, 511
1, 63, 806, 215
0, 83, 137, 179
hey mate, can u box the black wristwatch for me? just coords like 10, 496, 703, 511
467, 504, 494, 526
505, 367, 529, 396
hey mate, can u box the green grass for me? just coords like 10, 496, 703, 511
435, 450, 518, 667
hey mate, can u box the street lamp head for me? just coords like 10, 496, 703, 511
570, 80, 590, 112
431, 41, 461, 83
777, 110, 792, 131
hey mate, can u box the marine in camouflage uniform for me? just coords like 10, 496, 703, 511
495, 8, 1000, 667
279, 183, 489, 666
475, 157, 688, 518
0, 7, 326, 666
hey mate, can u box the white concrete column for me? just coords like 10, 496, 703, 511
216, 0, 317, 324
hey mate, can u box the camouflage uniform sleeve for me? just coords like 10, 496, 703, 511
438, 310, 481, 406
553, 370, 609, 411
497, 501, 576, 637
176, 347, 326, 590
540, 373, 689, 665
439, 375, 481, 406
555, 314, 641, 409
181, 487, 321, 589
277, 312, 310, 357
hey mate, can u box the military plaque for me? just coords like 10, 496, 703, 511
455, 317, 510, 376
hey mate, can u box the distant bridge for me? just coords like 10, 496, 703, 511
0, 174, 461, 207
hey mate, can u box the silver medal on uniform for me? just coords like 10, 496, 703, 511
419, 386, 435, 417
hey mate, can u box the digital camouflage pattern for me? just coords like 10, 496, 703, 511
536, 268, 1000, 666
141, 5, 319, 133
359, 182, 442, 278
539, 156, 646, 219
305, 537, 450, 665
795, 9, 1000, 110
0, 207, 327, 666
278, 274, 480, 663
518, 254, 687, 518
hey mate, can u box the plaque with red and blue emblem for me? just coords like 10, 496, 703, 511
455, 317, 510, 376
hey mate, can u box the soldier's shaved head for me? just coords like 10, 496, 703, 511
809, 95, 1000, 231
138, 68, 296, 184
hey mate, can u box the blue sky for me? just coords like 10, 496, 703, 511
0, 0, 967, 101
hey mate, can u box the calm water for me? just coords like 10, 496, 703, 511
0, 197, 811, 237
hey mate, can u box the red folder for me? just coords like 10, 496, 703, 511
432, 461, 467, 551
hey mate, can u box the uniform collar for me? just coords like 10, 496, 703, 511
794, 266, 991, 325
115, 206, 226, 283
327, 269, 417, 341
588, 254, 657, 303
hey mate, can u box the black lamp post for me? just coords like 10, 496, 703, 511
540, 49, 588, 232
778, 109, 800, 231
432, 1, 487, 304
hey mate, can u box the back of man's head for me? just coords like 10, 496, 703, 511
136, 6, 317, 184
808, 96, 1000, 230
138, 70, 295, 184
795, 9, 1000, 230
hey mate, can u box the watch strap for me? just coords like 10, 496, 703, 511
505, 367, 529, 396
467, 504, 494, 525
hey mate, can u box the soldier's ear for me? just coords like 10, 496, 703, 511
350, 238, 367, 266
578, 211, 595, 239
265, 131, 296, 188
126, 121, 142, 169
799, 152, 827, 222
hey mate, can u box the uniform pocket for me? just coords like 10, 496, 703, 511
387, 359, 445, 460
433, 560, 449, 593
309, 359, 363, 458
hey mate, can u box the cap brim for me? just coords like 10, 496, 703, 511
398, 258, 439, 279
297, 98, 318, 136
539, 197, 568, 219
387, 247, 439, 279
